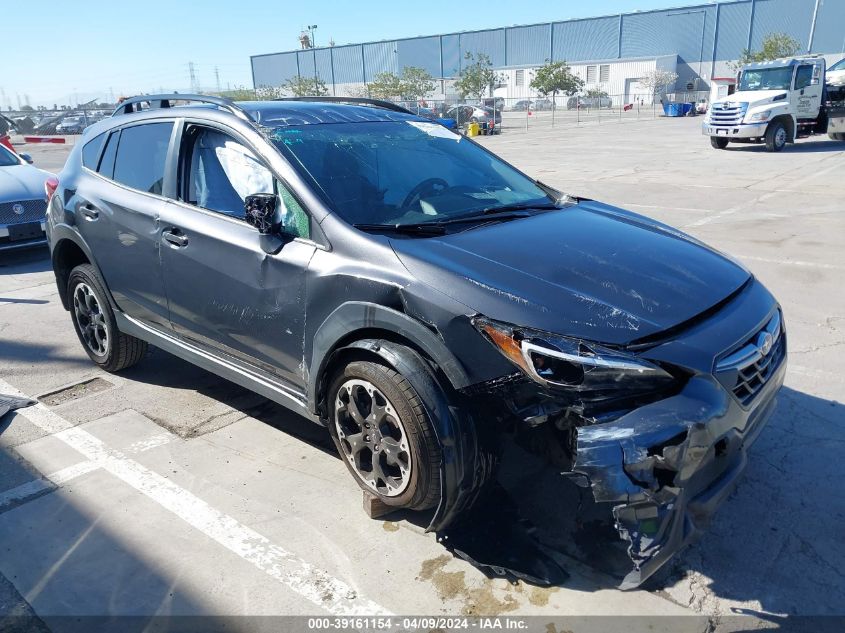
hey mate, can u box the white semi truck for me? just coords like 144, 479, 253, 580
702, 55, 845, 152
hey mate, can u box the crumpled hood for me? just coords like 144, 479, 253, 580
0, 165, 51, 201
392, 201, 750, 345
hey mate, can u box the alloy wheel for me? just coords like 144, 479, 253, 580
73, 282, 109, 357
334, 378, 411, 497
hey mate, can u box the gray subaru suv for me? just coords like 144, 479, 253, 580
46, 95, 785, 587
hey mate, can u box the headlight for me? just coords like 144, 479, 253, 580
746, 111, 771, 122
474, 317, 676, 394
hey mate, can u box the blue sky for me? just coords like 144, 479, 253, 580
5, 0, 700, 108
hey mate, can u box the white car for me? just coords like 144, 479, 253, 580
828, 58, 845, 87
0, 145, 54, 251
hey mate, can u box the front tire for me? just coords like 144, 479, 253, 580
830, 133, 845, 141
327, 359, 441, 510
68, 263, 147, 372
710, 136, 729, 149
765, 120, 788, 152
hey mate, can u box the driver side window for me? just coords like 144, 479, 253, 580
795, 65, 813, 90
183, 126, 310, 238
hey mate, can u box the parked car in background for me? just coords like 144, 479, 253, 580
445, 104, 501, 131
533, 99, 554, 110
47, 94, 785, 589
1, 144, 53, 251
567, 95, 613, 109
511, 100, 533, 111
482, 97, 505, 111
828, 57, 845, 86
56, 116, 89, 134
695, 99, 709, 114
413, 107, 458, 132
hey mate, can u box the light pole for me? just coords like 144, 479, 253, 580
308, 25, 319, 93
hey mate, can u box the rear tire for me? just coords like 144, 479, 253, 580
710, 137, 729, 149
830, 133, 845, 141
765, 120, 788, 152
68, 264, 147, 372
327, 359, 441, 511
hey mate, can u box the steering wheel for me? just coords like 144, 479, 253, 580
401, 178, 449, 210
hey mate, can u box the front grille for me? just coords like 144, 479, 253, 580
708, 102, 748, 127
716, 312, 786, 406
0, 199, 47, 225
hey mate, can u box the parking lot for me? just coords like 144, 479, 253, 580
2, 116, 844, 632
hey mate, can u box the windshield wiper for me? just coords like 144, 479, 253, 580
479, 201, 561, 215
353, 223, 447, 235
353, 201, 567, 236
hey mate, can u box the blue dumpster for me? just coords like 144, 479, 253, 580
663, 102, 695, 117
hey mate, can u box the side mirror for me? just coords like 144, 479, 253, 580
19, 153, 33, 164
244, 193, 279, 235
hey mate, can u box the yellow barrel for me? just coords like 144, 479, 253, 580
467, 122, 480, 137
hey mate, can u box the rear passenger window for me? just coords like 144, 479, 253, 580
98, 131, 119, 178
81, 132, 106, 169
112, 122, 173, 195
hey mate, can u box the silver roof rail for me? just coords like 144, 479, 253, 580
111, 94, 255, 122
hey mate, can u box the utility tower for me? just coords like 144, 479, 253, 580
188, 62, 200, 93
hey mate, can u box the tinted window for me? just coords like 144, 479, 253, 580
0, 145, 20, 167
831, 59, 845, 72
113, 122, 173, 194
98, 131, 119, 178
81, 132, 106, 169
795, 65, 814, 90
184, 127, 309, 238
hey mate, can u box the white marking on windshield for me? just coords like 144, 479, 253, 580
406, 121, 462, 141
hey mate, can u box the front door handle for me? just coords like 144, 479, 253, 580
162, 229, 189, 248
80, 204, 99, 220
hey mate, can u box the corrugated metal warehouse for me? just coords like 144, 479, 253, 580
251, 0, 845, 102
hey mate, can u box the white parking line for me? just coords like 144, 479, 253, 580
0, 461, 99, 512
1, 430, 178, 512
127, 431, 176, 453
0, 379, 391, 616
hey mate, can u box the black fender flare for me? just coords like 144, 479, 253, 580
49, 225, 113, 311
307, 301, 471, 413
335, 339, 492, 532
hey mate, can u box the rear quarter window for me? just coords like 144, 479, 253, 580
112, 122, 173, 195
81, 132, 106, 169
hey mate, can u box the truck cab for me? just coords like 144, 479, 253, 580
703, 56, 845, 152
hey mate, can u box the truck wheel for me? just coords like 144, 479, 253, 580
710, 137, 729, 149
765, 121, 788, 152
328, 359, 441, 511
68, 264, 148, 372
830, 133, 845, 142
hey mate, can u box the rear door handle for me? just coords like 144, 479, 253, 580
162, 229, 189, 248
80, 204, 99, 220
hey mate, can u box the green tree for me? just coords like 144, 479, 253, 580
367, 71, 404, 100
530, 60, 584, 105
400, 66, 437, 100
454, 53, 500, 100
285, 76, 329, 97
640, 69, 679, 99
732, 32, 802, 70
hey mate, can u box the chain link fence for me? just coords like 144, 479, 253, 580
393, 91, 710, 135
1, 103, 114, 137
1, 90, 712, 140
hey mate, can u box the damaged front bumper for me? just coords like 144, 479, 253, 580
573, 358, 785, 589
